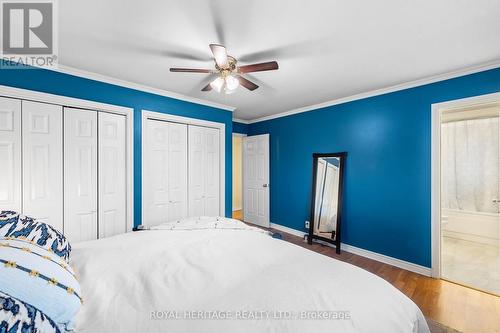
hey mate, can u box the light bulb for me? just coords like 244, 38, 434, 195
210, 76, 224, 92
225, 75, 239, 91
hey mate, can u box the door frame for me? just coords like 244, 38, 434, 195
0, 84, 135, 233
431, 91, 500, 278
141, 110, 226, 223
232, 133, 246, 213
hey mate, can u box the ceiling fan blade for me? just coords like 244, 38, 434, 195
237, 61, 279, 74
201, 83, 213, 91
237, 76, 259, 91
209, 44, 229, 68
170, 68, 213, 73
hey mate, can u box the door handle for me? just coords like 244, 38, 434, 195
263, 184, 269, 188
493, 199, 499, 203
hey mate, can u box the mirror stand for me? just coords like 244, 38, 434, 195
307, 152, 347, 254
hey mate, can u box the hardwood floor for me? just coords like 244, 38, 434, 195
234, 214, 500, 333
232, 210, 243, 221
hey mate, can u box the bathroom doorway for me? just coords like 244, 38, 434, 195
433, 94, 500, 295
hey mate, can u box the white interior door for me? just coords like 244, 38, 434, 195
144, 119, 169, 225
188, 125, 220, 217
0, 97, 21, 212
22, 100, 63, 230
204, 127, 220, 216
143, 119, 187, 226
188, 125, 205, 216
243, 134, 270, 227
98, 112, 127, 238
64, 107, 97, 242
167, 122, 188, 221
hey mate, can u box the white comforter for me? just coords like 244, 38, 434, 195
71, 217, 429, 333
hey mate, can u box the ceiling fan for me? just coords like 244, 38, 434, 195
170, 44, 279, 94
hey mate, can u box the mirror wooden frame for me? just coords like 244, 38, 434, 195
307, 152, 347, 254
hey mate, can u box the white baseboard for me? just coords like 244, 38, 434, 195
341, 244, 432, 277
270, 222, 432, 277
270, 223, 307, 238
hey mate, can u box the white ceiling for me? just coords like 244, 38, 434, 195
59, 0, 500, 121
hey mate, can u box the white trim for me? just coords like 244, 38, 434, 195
243, 60, 500, 124
232, 133, 246, 212
341, 244, 432, 277
0, 84, 135, 233
430, 91, 500, 278
431, 101, 442, 278
141, 110, 226, 222
54, 65, 236, 112
232, 118, 251, 124
270, 222, 307, 238
270, 222, 431, 276
0, 84, 132, 115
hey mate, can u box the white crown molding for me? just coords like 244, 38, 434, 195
241, 60, 500, 124
232, 118, 250, 124
270, 222, 431, 277
52, 64, 236, 112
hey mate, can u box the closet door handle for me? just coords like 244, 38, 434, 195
493, 199, 499, 203
262, 184, 269, 188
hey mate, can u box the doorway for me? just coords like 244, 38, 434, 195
232, 133, 270, 227
232, 134, 244, 221
432, 93, 500, 295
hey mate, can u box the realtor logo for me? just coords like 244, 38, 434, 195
1, 0, 57, 68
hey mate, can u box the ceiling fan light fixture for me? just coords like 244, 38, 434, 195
170, 44, 278, 93
210, 76, 225, 92
225, 75, 239, 91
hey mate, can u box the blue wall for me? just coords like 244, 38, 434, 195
232, 121, 248, 134
248, 67, 500, 268
0, 67, 234, 224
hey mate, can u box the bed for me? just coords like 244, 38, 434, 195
70, 217, 429, 333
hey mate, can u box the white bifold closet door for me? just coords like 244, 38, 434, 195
143, 119, 188, 226
64, 108, 97, 242
188, 125, 220, 217
0, 97, 21, 213
22, 101, 63, 230
98, 112, 127, 238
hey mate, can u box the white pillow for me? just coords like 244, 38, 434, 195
0, 238, 81, 332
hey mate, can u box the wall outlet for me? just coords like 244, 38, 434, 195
305, 220, 310, 229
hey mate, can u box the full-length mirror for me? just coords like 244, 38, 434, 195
308, 152, 346, 253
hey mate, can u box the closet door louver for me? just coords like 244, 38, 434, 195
22, 100, 63, 231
